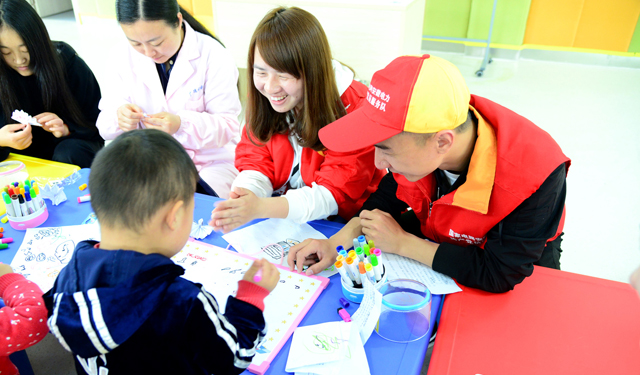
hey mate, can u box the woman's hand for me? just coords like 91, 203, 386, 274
209, 187, 262, 233
142, 112, 181, 135
0, 123, 32, 149
36, 112, 69, 138
117, 103, 145, 132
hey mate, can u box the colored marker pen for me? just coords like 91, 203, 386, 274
335, 261, 353, 286
337, 308, 351, 322
358, 235, 367, 248
253, 268, 263, 282
3, 194, 15, 217
29, 187, 42, 208
0, 244, 8, 250
363, 244, 370, 257
355, 247, 364, 262
358, 262, 367, 284
338, 249, 348, 258
77, 194, 91, 203
370, 254, 382, 282
374, 248, 383, 265
365, 263, 376, 284
352, 238, 360, 250
18, 195, 29, 216
34, 184, 42, 206
336, 254, 345, 263
348, 250, 356, 259
1, 238, 13, 244
10, 195, 21, 217
345, 256, 361, 285
368, 240, 375, 249
336, 245, 344, 253
24, 192, 35, 214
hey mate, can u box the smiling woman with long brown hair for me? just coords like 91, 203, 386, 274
210, 7, 385, 242
0, 0, 103, 167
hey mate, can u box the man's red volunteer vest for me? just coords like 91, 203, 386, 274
394, 95, 570, 248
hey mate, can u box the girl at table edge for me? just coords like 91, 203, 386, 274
96, 0, 241, 198
210, 7, 385, 234
0, 0, 103, 168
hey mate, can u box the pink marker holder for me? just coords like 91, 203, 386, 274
8, 202, 48, 230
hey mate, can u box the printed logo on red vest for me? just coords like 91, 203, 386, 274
448, 229, 485, 245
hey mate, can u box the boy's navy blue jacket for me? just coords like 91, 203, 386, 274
43, 241, 267, 375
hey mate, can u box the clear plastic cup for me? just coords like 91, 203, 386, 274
376, 279, 431, 343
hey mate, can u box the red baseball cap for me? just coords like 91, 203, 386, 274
319, 54, 470, 152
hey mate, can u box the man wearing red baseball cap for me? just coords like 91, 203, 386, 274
287, 54, 570, 293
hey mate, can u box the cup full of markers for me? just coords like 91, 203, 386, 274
334, 235, 388, 303
2, 180, 48, 230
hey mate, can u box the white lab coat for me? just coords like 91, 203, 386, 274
96, 21, 241, 198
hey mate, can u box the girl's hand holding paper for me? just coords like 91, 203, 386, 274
36, 112, 69, 138
142, 112, 181, 135
0, 123, 32, 149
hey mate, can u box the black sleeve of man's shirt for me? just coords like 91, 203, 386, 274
357, 172, 408, 222
432, 163, 567, 293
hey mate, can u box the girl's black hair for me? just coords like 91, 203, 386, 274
116, 0, 224, 46
0, 0, 89, 126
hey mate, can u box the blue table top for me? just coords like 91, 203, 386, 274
1, 168, 441, 375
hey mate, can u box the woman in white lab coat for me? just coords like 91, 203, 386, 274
97, 0, 241, 198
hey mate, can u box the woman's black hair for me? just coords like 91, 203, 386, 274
116, 0, 224, 46
0, 0, 88, 126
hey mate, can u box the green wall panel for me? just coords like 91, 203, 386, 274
467, 0, 531, 46
423, 0, 472, 39
629, 14, 640, 52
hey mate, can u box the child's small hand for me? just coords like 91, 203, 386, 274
0, 263, 14, 278
243, 259, 279, 292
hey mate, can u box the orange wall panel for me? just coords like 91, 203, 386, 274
573, 0, 640, 52
524, 0, 585, 47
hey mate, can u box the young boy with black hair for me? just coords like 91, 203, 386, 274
44, 129, 279, 374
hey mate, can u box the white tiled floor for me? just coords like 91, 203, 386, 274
28, 10, 640, 375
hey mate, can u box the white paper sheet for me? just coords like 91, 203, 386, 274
287, 321, 370, 375
10, 224, 101, 292
286, 321, 351, 372
383, 252, 462, 294
222, 218, 338, 277
350, 278, 383, 345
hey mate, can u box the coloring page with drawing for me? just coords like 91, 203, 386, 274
222, 218, 338, 278
172, 240, 330, 375
10, 224, 101, 292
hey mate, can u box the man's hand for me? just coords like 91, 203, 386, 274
359, 209, 409, 254
287, 238, 337, 276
